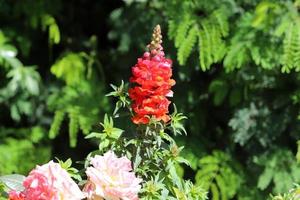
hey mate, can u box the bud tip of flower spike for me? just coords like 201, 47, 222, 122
147, 24, 164, 57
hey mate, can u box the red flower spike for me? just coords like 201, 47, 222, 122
129, 25, 175, 124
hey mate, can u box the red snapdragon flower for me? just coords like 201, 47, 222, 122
129, 25, 175, 124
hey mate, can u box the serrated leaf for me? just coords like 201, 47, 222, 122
178, 25, 198, 65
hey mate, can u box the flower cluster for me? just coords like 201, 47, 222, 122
8, 152, 141, 200
9, 161, 85, 200
84, 151, 142, 200
129, 25, 175, 124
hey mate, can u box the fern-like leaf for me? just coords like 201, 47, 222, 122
50, 53, 85, 86
282, 24, 296, 73
195, 151, 241, 200
178, 25, 198, 65
49, 110, 65, 139
224, 43, 249, 71
293, 25, 300, 71
68, 109, 79, 148
175, 16, 193, 48
198, 29, 211, 71
212, 10, 229, 37
168, 20, 177, 40
170, 7, 229, 69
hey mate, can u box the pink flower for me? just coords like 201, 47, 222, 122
9, 161, 85, 200
83, 151, 142, 200
8, 191, 25, 200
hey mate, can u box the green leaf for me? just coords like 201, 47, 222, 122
257, 167, 274, 190
85, 132, 103, 139
41, 14, 61, 45
208, 80, 228, 106
175, 16, 193, 48
170, 7, 229, 71
101, 114, 123, 139
49, 110, 65, 139
0, 42, 21, 69
69, 110, 79, 147
255, 149, 300, 193
196, 151, 241, 200
229, 88, 242, 106
0, 174, 25, 192
211, 183, 219, 200
178, 25, 198, 65
296, 140, 300, 163
174, 187, 188, 200
51, 53, 86, 86
99, 138, 110, 151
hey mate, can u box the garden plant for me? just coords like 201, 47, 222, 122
1, 0, 300, 200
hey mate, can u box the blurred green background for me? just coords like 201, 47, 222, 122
1, 0, 300, 199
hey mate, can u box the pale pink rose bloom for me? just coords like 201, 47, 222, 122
18, 160, 85, 200
84, 151, 142, 200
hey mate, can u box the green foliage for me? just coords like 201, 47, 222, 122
56, 158, 82, 181
223, 2, 283, 71
282, 21, 300, 73
0, 31, 42, 121
51, 53, 86, 86
85, 114, 124, 152
1, 1, 300, 199
169, 105, 187, 136
140, 173, 207, 200
169, 161, 208, 200
140, 175, 167, 200
254, 149, 300, 193
165, 0, 300, 72
49, 110, 65, 139
177, 25, 198, 66
48, 51, 109, 147
84, 84, 207, 199
176, 137, 206, 171
229, 103, 289, 147
1, 66, 41, 121
68, 109, 80, 147
6, 66, 40, 96
0, 127, 51, 174
270, 184, 300, 200
106, 81, 131, 116
0, 182, 8, 199
168, 3, 230, 70
297, 141, 300, 163
0, 31, 21, 69
41, 14, 60, 45
47, 80, 108, 147
195, 151, 242, 200
107, 3, 300, 198
208, 80, 229, 106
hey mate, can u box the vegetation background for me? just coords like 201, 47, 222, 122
1, 0, 300, 199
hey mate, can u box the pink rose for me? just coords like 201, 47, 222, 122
8, 190, 25, 200
9, 160, 85, 200
83, 151, 142, 200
